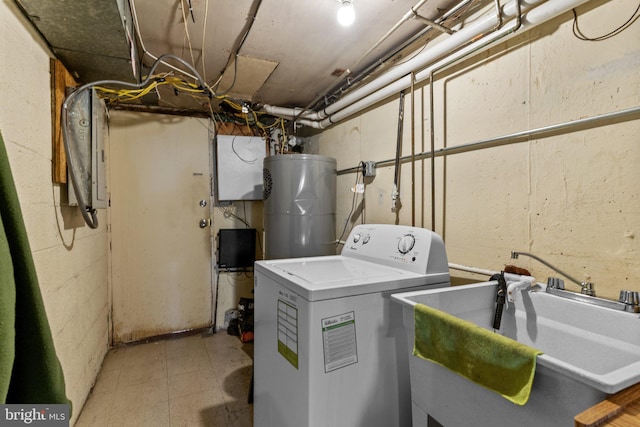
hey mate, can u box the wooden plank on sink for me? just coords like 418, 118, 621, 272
574, 382, 640, 426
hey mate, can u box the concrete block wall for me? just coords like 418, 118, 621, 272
311, 0, 640, 301
0, 2, 109, 424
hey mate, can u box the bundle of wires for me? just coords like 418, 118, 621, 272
94, 74, 285, 132
62, 53, 292, 229
94, 75, 208, 103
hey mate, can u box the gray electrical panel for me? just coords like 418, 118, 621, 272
67, 88, 108, 209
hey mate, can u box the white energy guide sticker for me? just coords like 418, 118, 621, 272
322, 311, 358, 372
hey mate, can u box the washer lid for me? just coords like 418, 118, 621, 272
273, 257, 411, 285
256, 256, 449, 301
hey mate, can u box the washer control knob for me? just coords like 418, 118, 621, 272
352, 233, 361, 243
398, 234, 415, 254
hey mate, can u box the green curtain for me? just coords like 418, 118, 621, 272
0, 129, 71, 409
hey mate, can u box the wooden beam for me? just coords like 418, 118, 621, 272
50, 59, 77, 184
108, 102, 258, 136
108, 102, 211, 118
216, 121, 257, 136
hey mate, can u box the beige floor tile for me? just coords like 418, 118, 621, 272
201, 414, 230, 427
168, 366, 219, 400
125, 340, 167, 366
110, 377, 169, 415
212, 341, 251, 359
100, 347, 127, 372
75, 391, 114, 427
76, 332, 253, 427
218, 366, 252, 403
211, 358, 252, 383
170, 413, 229, 427
120, 356, 167, 386
167, 343, 210, 362
167, 352, 213, 378
224, 406, 253, 427
207, 341, 252, 376
166, 334, 207, 354
169, 388, 227, 426
203, 334, 248, 358
91, 368, 120, 395
108, 400, 170, 427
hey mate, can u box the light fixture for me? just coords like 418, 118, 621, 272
337, 0, 355, 26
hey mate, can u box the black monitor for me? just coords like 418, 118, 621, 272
217, 228, 256, 270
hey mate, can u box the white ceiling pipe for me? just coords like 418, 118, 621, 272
296, 0, 592, 129
303, 19, 517, 128
317, 0, 522, 118
263, 0, 434, 121
296, 0, 435, 116
296, 22, 518, 129
262, 104, 318, 120
265, 0, 531, 123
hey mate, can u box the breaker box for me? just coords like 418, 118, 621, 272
66, 87, 108, 209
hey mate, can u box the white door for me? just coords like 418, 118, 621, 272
108, 112, 213, 343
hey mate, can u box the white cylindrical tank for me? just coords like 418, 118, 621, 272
263, 154, 336, 259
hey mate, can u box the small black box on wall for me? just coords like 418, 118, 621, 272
217, 229, 256, 270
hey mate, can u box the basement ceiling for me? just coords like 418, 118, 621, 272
15, 0, 485, 115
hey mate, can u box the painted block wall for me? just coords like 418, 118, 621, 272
0, 2, 109, 424
310, 0, 640, 301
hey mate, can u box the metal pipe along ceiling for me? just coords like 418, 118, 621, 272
263, 0, 594, 129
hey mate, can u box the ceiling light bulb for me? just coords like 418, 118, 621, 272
337, 0, 355, 26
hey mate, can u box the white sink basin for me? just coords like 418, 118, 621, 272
392, 281, 640, 427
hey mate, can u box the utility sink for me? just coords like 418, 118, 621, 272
392, 281, 640, 427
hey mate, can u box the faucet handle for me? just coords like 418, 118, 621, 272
619, 290, 640, 312
619, 290, 639, 304
547, 277, 565, 290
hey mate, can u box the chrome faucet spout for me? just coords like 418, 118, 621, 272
510, 250, 594, 296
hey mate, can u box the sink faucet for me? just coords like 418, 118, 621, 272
510, 251, 595, 296
490, 272, 507, 330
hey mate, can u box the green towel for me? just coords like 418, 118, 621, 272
0, 209, 16, 401
413, 303, 542, 406
0, 130, 71, 409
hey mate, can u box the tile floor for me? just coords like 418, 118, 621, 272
75, 331, 253, 427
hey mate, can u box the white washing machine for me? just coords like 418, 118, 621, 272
253, 224, 450, 427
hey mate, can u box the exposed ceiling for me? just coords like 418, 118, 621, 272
15, 0, 485, 116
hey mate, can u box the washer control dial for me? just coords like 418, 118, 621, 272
352, 233, 361, 243
398, 234, 416, 254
